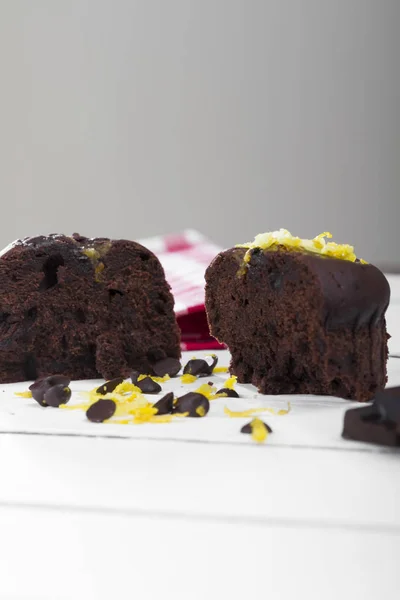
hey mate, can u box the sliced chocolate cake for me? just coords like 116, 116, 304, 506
205, 230, 390, 402
0, 234, 181, 382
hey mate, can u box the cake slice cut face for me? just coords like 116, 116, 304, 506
0, 234, 181, 382
205, 230, 390, 402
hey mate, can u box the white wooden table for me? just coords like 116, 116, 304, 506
0, 276, 399, 600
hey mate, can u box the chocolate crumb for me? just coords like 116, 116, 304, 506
152, 357, 181, 378
153, 392, 174, 415
86, 399, 117, 423
136, 377, 162, 394
96, 377, 124, 395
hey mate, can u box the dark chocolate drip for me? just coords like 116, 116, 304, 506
229, 247, 390, 331
300, 254, 390, 330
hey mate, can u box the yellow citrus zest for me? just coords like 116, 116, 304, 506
224, 375, 237, 390
250, 418, 269, 444
180, 374, 197, 384
237, 229, 365, 263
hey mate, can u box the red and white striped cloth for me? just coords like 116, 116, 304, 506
139, 230, 223, 351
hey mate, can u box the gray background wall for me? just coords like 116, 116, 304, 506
0, 0, 399, 264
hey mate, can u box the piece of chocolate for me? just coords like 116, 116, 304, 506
153, 392, 174, 415
374, 387, 400, 424
130, 370, 140, 384
86, 399, 117, 423
173, 392, 210, 417
136, 377, 162, 394
43, 384, 72, 407
152, 357, 181, 378
183, 355, 218, 377
29, 374, 71, 406
342, 405, 399, 446
96, 377, 124, 395
241, 420, 272, 434
216, 387, 239, 398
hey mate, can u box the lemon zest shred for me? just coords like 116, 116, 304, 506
82, 247, 100, 260
196, 406, 206, 417
213, 366, 229, 373
237, 229, 365, 263
14, 391, 33, 398
114, 381, 142, 395
60, 402, 91, 411
137, 374, 170, 383
224, 406, 275, 418
250, 418, 269, 444
224, 375, 237, 390
224, 403, 291, 418
194, 383, 217, 399
277, 402, 291, 415
180, 374, 197, 384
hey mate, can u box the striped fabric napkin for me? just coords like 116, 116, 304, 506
138, 230, 223, 351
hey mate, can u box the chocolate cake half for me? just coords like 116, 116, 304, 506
0, 234, 181, 382
205, 230, 390, 402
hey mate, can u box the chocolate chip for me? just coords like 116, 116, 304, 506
183, 355, 218, 377
86, 399, 116, 423
173, 392, 210, 417
152, 357, 181, 378
153, 392, 174, 415
216, 387, 239, 398
136, 377, 162, 394
374, 396, 400, 425
131, 370, 140, 384
241, 420, 272, 434
29, 374, 71, 406
342, 405, 399, 446
96, 377, 124, 395
43, 384, 72, 407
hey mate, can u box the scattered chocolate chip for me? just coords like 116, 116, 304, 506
136, 377, 162, 394
207, 381, 214, 386
173, 392, 210, 417
342, 386, 400, 446
374, 387, 400, 425
152, 357, 181, 378
216, 387, 239, 398
96, 377, 124, 395
43, 384, 72, 407
241, 420, 272, 434
342, 405, 399, 446
29, 374, 71, 406
183, 355, 218, 377
86, 399, 117, 423
153, 392, 174, 415
130, 370, 140, 384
